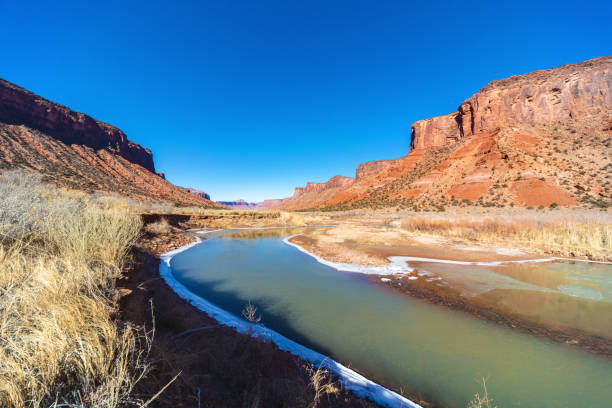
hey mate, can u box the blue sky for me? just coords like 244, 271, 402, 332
1, 1, 611, 201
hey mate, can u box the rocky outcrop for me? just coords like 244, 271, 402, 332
0, 79, 220, 207
298, 176, 354, 195
183, 187, 211, 200
275, 175, 354, 210
356, 159, 399, 180
256, 199, 286, 210
269, 57, 612, 210
410, 56, 612, 151
290, 175, 354, 199
0, 78, 155, 172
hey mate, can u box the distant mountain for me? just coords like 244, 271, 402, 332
182, 187, 210, 200
270, 57, 612, 210
0, 78, 221, 207
216, 199, 260, 210
255, 198, 287, 210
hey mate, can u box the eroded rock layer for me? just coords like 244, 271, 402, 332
410, 56, 612, 151
0, 78, 220, 207
271, 57, 612, 210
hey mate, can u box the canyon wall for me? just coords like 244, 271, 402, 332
292, 175, 354, 198
0, 78, 155, 172
0, 78, 220, 207
269, 56, 612, 210
410, 56, 612, 151
183, 187, 211, 200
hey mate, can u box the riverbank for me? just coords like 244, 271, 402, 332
287, 224, 612, 358
118, 215, 426, 407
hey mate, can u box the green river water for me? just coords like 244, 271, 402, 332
169, 228, 612, 407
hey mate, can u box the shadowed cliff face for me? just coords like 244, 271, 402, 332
270, 57, 612, 210
410, 56, 612, 151
0, 79, 155, 172
0, 78, 221, 207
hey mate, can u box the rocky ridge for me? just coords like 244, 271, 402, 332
0, 78, 220, 207
272, 57, 612, 211
216, 199, 261, 210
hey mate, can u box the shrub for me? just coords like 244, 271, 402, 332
145, 218, 172, 235
0, 170, 150, 407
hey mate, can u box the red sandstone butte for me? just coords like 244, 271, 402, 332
269, 57, 612, 210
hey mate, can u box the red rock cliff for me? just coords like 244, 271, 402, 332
293, 175, 354, 198
410, 56, 612, 151
0, 78, 155, 172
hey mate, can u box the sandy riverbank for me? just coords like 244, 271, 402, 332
287, 225, 612, 358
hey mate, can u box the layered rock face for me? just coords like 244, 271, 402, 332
356, 158, 399, 180
0, 78, 220, 207
256, 198, 286, 210
410, 56, 612, 151
268, 57, 612, 210
183, 187, 211, 200
294, 175, 354, 196
0, 79, 155, 172
278, 175, 355, 210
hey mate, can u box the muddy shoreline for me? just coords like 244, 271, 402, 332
118, 218, 433, 407
288, 234, 612, 359
369, 274, 612, 358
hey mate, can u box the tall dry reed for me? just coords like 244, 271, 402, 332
0, 170, 149, 407
401, 210, 611, 259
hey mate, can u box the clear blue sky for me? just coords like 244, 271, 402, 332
1, 1, 611, 201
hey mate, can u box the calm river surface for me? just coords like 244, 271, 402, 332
169, 228, 612, 408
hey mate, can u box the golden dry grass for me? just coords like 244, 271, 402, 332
0, 170, 151, 407
400, 210, 611, 259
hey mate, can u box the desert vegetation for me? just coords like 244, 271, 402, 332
400, 210, 611, 260
0, 170, 150, 407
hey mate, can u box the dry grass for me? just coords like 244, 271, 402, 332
401, 210, 611, 259
132, 200, 313, 226
306, 364, 339, 408
0, 170, 151, 407
144, 218, 172, 235
467, 378, 497, 408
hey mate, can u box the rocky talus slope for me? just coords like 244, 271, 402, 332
0, 78, 220, 207
275, 57, 612, 211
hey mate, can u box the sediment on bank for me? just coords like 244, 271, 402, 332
287, 231, 612, 359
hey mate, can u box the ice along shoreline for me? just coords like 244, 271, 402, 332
159, 231, 422, 408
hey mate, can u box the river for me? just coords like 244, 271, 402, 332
167, 228, 612, 408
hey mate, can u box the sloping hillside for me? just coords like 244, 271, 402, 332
0, 79, 221, 207
275, 57, 612, 211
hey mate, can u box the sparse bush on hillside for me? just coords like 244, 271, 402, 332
0, 170, 152, 407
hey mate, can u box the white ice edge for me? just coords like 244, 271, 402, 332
159, 235, 421, 408
282, 235, 612, 272
283, 235, 416, 275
